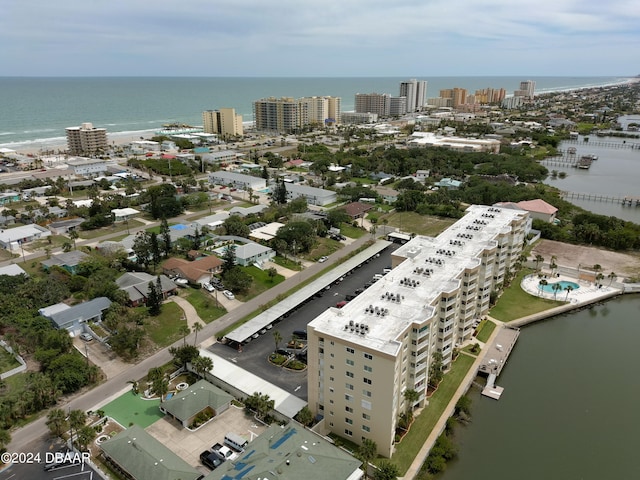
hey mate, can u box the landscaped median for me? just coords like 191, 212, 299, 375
389, 354, 475, 475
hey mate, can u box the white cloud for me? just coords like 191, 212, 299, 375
1, 0, 638, 75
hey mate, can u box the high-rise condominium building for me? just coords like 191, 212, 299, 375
307, 205, 529, 457
515, 80, 536, 99
65, 122, 108, 156
440, 88, 468, 109
202, 108, 243, 138
389, 96, 407, 116
299, 96, 342, 126
400, 79, 427, 112
253, 97, 310, 133
355, 93, 391, 117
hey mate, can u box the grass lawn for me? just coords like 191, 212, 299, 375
29, 235, 68, 251
340, 223, 366, 239
381, 212, 457, 237
143, 302, 187, 347
78, 220, 145, 240
306, 237, 343, 261
183, 289, 226, 324
489, 269, 564, 322
390, 354, 475, 475
476, 320, 496, 343
0, 348, 20, 374
101, 391, 164, 428
237, 265, 286, 301
462, 344, 482, 356
0, 248, 17, 261
272, 255, 302, 271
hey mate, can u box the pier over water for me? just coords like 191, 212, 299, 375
479, 326, 520, 400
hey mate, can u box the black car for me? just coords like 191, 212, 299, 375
200, 451, 224, 470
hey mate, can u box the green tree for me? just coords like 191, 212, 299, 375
534, 254, 544, 271
564, 284, 574, 301
273, 330, 283, 353
223, 267, 253, 293
607, 272, 617, 286
357, 438, 378, 479
193, 321, 204, 346
538, 278, 548, 296
403, 388, 419, 421
0, 429, 11, 454
221, 244, 237, 274
374, 460, 400, 480
46, 408, 68, 438
68, 229, 79, 250
429, 351, 444, 387
272, 180, 287, 204
152, 376, 169, 400
267, 267, 278, 283
244, 392, 275, 420
192, 355, 214, 379
68, 409, 86, 448
223, 216, 250, 237
75, 425, 97, 452
552, 282, 563, 300
295, 405, 314, 427
160, 217, 172, 256
178, 324, 191, 347
170, 344, 199, 368
147, 281, 161, 316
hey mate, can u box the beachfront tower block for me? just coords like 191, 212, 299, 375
202, 108, 243, 138
65, 122, 108, 156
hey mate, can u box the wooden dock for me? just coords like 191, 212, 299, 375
560, 191, 640, 206
479, 326, 520, 400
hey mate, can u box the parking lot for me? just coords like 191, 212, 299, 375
208, 244, 399, 401
146, 404, 266, 475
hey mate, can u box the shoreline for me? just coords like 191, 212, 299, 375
1, 76, 637, 156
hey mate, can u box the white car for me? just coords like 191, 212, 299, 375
223, 290, 235, 300
203, 283, 215, 292
318, 256, 328, 263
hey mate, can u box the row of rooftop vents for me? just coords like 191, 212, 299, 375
381, 291, 405, 302
436, 248, 457, 257
426, 257, 445, 266
457, 232, 474, 240
344, 319, 370, 335
413, 267, 434, 277
399, 277, 421, 288
366, 304, 390, 315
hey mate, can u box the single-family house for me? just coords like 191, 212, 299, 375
0, 214, 16, 227
0, 191, 20, 206
233, 242, 275, 267
0, 264, 28, 277
159, 379, 233, 428
516, 199, 558, 223
162, 255, 223, 285
41, 250, 90, 274
229, 204, 268, 217
375, 186, 399, 204
208, 170, 266, 191
190, 211, 230, 230
100, 425, 201, 480
208, 423, 363, 480
0, 224, 51, 251
48, 218, 84, 235
116, 272, 178, 307
434, 177, 463, 189
248, 222, 285, 242
342, 201, 374, 220
111, 207, 140, 222
39, 297, 112, 334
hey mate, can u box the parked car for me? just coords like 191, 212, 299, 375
79, 333, 93, 342
336, 301, 348, 308
318, 256, 328, 263
223, 290, 235, 300
203, 283, 215, 292
200, 451, 224, 470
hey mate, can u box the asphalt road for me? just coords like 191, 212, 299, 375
6, 232, 376, 453
208, 243, 399, 401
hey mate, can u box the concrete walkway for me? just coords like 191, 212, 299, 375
168, 295, 204, 332
401, 319, 503, 480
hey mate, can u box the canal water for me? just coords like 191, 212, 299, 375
541, 124, 640, 224
439, 294, 640, 480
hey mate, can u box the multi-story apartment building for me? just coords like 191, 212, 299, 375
439, 88, 468, 109
253, 97, 309, 133
299, 96, 342, 127
515, 80, 536, 99
307, 205, 529, 457
472, 88, 507, 105
354, 93, 391, 117
202, 108, 243, 138
389, 96, 407, 117
65, 122, 107, 156
400, 79, 427, 112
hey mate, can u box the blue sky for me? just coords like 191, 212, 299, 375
2, 0, 639, 76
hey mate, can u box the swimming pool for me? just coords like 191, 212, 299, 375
540, 280, 580, 293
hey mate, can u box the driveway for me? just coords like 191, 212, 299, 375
73, 337, 130, 380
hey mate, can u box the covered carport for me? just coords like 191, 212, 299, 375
224, 240, 392, 345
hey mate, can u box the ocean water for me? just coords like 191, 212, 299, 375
0, 76, 630, 151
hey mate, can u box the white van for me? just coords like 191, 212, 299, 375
224, 432, 248, 452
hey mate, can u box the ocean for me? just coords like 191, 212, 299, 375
0, 76, 630, 151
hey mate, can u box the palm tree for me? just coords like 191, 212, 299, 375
534, 254, 544, 272
552, 282, 562, 300
68, 409, 86, 449
152, 377, 169, 401
549, 255, 558, 276
564, 284, 574, 301
192, 321, 203, 346
46, 408, 68, 438
607, 272, 617, 286
179, 325, 191, 347
273, 330, 283, 353
192, 355, 213, 379
403, 388, 420, 420
68, 229, 79, 250
357, 438, 378, 479
76, 425, 97, 452
538, 278, 548, 296
595, 273, 605, 287
0, 429, 11, 454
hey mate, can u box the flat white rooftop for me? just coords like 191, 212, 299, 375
309, 205, 527, 356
